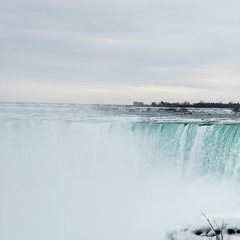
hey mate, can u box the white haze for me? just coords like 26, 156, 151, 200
0, 105, 239, 239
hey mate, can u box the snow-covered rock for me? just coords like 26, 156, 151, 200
166, 212, 240, 240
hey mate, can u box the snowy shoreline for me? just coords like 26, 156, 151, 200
166, 212, 240, 240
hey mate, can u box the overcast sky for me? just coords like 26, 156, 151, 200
0, 0, 240, 104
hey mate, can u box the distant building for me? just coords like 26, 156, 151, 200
133, 101, 144, 107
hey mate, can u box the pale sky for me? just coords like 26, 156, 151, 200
0, 0, 240, 104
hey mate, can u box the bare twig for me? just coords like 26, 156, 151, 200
201, 212, 224, 240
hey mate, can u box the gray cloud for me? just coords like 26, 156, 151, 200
0, 0, 240, 103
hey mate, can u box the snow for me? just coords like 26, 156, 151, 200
166, 212, 240, 240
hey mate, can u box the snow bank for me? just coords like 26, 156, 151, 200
166, 212, 240, 240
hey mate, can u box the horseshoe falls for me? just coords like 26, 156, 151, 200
0, 103, 240, 240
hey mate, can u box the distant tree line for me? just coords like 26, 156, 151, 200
150, 101, 240, 111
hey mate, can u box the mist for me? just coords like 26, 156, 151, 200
1, 112, 239, 240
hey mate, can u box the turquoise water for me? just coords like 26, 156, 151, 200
130, 122, 240, 180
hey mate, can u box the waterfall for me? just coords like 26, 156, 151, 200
130, 122, 240, 180
1, 104, 240, 240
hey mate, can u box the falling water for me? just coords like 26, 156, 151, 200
0, 103, 239, 240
